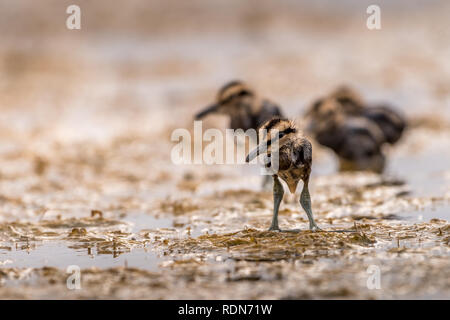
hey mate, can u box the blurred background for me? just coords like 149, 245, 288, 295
2, 0, 449, 132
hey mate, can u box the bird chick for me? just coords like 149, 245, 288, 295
195, 80, 283, 131
246, 118, 320, 231
305, 87, 406, 173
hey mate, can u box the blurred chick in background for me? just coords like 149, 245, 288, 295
305, 86, 406, 173
195, 80, 283, 131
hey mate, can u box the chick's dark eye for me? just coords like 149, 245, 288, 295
312, 99, 322, 111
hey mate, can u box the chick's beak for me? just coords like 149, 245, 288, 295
195, 103, 219, 119
246, 142, 267, 163
245, 134, 281, 163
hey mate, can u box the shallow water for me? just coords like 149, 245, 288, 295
0, 129, 449, 298
395, 204, 450, 223
0, 214, 208, 271
0, 242, 160, 271
0, 217, 167, 272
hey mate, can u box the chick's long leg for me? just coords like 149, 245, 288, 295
269, 175, 284, 231
261, 154, 273, 191
300, 179, 321, 231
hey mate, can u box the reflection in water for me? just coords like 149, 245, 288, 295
0, 242, 159, 271
0, 214, 181, 271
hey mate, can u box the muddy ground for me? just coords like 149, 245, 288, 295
0, 0, 449, 299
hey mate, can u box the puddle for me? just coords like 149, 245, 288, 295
0, 242, 160, 271
393, 203, 450, 223
0, 213, 207, 272
388, 132, 450, 197
125, 213, 173, 232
